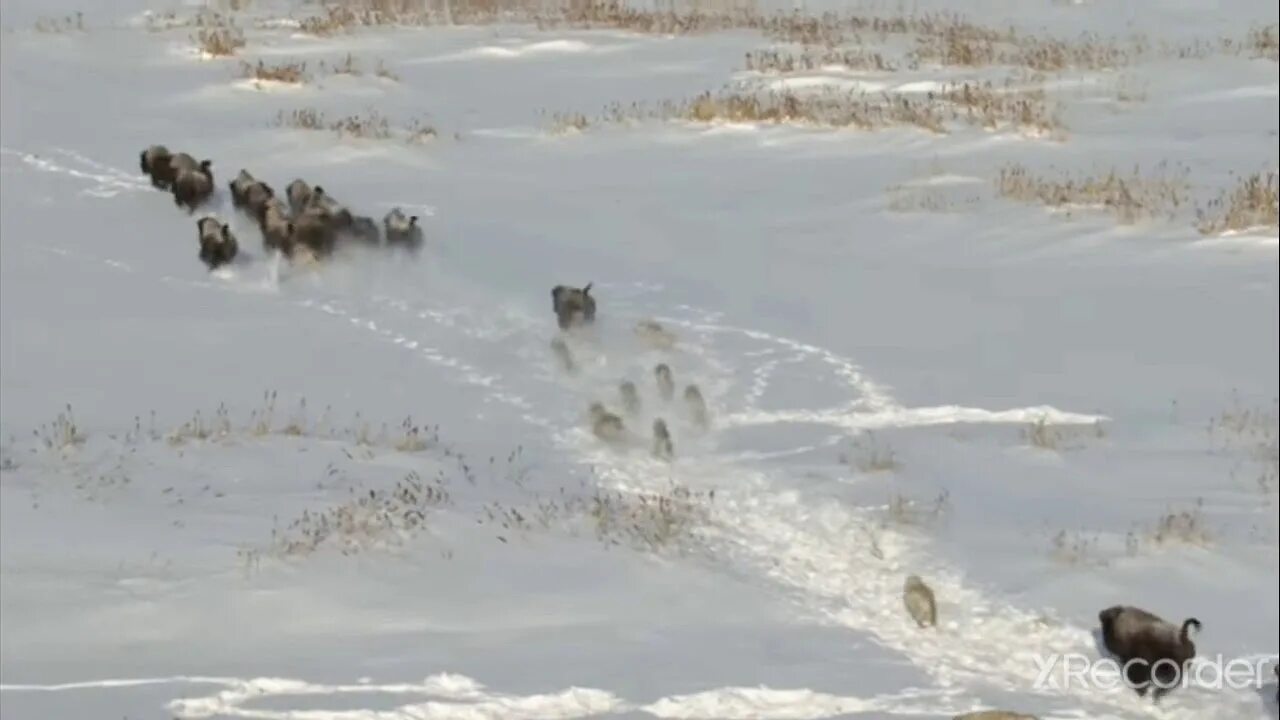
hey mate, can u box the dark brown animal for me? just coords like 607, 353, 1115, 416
384, 208, 422, 249
168, 152, 204, 176
139, 145, 175, 189
229, 170, 275, 222
306, 185, 337, 210
551, 283, 596, 330
171, 161, 214, 213
196, 217, 238, 270
286, 178, 313, 216
1098, 605, 1200, 700
344, 215, 381, 246
292, 206, 338, 258
228, 169, 255, 205
259, 199, 295, 256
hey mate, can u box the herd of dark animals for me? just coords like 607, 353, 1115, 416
139, 144, 424, 270
549, 284, 706, 463
145, 141, 1279, 717
553, 290, 1277, 717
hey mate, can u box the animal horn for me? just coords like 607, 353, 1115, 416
583, 282, 593, 294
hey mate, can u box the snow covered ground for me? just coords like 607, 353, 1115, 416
1, 0, 1277, 718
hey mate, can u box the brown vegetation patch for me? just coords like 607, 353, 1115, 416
240, 59, 308, 83
1196, 171, 1279, 235
996, 163, 1191, 223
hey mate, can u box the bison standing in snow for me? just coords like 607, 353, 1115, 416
551, 283, 596, 331
171, 160, 214, 213
286, 178, 314, 216
229, 170, 275, 223
292, 205, 339, 258
196, 216, 237, 270
384, 208, 423, 250
259, 198, 295, 256
139, 145, 175, 189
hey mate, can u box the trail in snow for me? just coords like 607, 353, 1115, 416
0, 147, 152, 198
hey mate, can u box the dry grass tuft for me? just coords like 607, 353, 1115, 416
1196, 171, 1279, 235
570, 80, 1062, 136
584, 483, 714, 553
1246, 24, 1279, 61
275, 107, 326, 130
911, 31, 1147, 71
152, 391, 440, 455
744, 48, 898, 73
548, 111, 591, 134
938, 81, 1061, 135
405, 117, 439, 143
884, 490, 950, 528
275, 107, 443, 144
1209, 395, 1279, 494
1022, 416, 1106, 451
556, 68, 1062, 134
269, 470, 452, 557
166, 404, 234, 445
1220, 24, 1280, 62
752, 10, 1010, 48
374, 59, 401, 81
1149, 499, 1211, 547
885, 177, 984, 213
839, 431, 898, 472
34, 13, 86, 33
541, 0, 762, 37
298, 6, 365, 36
331, 110, 393, 139
35, 404, 87, 453
193, 26, 246, 56
312, 54, 401, 81
1209, 395, 1279, 455
240, 59, 308, 84
1051, 529, 1105, 566
323, 53, 363, 75
996, 163, 1190, 224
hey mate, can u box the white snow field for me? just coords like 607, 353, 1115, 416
1, 0, 1277, 718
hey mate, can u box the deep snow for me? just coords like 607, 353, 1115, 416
1, 0, 1277, 718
